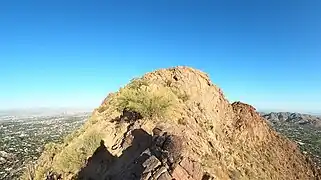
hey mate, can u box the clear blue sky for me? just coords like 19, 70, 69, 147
1, 0, 321, 113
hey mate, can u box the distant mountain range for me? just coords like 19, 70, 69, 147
261, 112, 321, 128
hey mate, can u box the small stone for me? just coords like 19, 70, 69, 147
155, 136, 166, 147
143, 156, 161, 173
163, 135, 183, 164
153, 167, 168, 179
157, 171, 172, 180
0, 157, 6, 165
179, 158, 203, 180
202, 173, 215, 180
152, 127, 163, 136
142, 149, 152, 156
171, 165, 192, 180
141, 172, 152, 180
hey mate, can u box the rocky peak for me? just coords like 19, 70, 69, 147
26, 66, 321, 180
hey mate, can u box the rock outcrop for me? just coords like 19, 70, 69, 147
27, 66, 321, 180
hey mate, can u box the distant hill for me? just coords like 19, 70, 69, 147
23, 67, 321, 180
262, 112, 321, 166
262, 112, 321, 128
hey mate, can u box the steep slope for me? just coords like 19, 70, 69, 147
24, 66, 321, 180
262, 112, 321, 166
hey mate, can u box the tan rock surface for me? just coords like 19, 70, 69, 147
27, 66, 321, 180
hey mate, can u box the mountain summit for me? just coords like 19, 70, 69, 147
24, 66, 321, 180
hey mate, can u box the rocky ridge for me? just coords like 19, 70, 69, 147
262, 112, 321, 128
26, 66, 321, 180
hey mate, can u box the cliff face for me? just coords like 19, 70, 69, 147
26, 66, 321, 180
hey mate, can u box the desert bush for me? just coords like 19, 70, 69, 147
97, 105, 107, 113
172, 88, 190, 102
127, 78, 149, 89
21, 162, 36, 180
178, 118, 187, 125
63, 129, 83, 144
54, 146, 84, 173
80, 130, 103, 154
165, 79, 173, 87
53, 130, 103, 174
116, 78, 173, 119
177, 92, 189, 102
34, 166, 50, 180
22, 142, 62, 180
44, 142, 61, 153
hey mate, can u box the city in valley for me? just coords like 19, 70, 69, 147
0, 109, 320, 179
0, 109, 90, 179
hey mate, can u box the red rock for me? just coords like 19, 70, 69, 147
157, 171, 172, 180
179, 158, 203, 180
171, 164, 193, 180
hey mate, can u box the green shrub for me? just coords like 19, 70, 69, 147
97, 106, 107, 113
21, 162, 36, 180
116, 78, 173, 119
172, 89, 190, 102
54, 146, 85, 173
165, 79, 173, 87
81, 131, 103, 154
21, 142, 62, 180
178, 118, 187, 125
33, 166, 50, 180
177, 92, 189, 102
54, 130, 103, 174
44, 142, 60, 152
63, 128, 83, 144
127, 78, 149, 89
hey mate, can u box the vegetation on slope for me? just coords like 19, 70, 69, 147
115, 78, 173, 119
22, 67, 321, 180
269, 122, 321, 165
22, 78, 178, 179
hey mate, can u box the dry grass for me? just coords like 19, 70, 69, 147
115, 78, 174, 119
177, 117, 187, 125
20, 142, 62, 180
21, 163, 36, 180
53, 130, 103, 174
172, 89, 190, 102
22, 78, 178, 179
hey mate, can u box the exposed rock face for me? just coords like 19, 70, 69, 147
74, 127, 203, 180
30, 66, 321, 180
